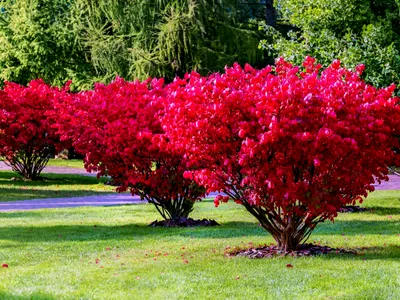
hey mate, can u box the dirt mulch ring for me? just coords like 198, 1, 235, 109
227, 243, 357, 259
339, 205, 369, 213
150, 217, 219, 227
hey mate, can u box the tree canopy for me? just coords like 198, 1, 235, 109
0, 0, 268, 90
263, 0, 400, 88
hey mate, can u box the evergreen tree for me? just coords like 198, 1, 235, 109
72, 0, 268, 86
0, 0, 93, 88
0, 0, 269, 90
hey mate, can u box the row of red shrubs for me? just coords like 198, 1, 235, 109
1, 57, 399, 251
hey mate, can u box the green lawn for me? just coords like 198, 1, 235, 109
0, 191, 398, 299
1, 158, 84, 168
46, 159, 84, 169
0, 171, 115, 202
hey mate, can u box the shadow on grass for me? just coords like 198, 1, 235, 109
364, 206, 400, 215
0, 171, 105, 187
0, 187, 115, 203
0, 216, 397, 242
0, 223, 398, 262
315, 219, 399, 236
0, 222, 263, 243
321, 245, 400, 262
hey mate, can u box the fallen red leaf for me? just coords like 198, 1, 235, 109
2, 264, 8, 268
286, 264, 294, 268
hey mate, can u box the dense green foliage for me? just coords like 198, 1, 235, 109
0, 0, 267, 90
0, 0, 93, 88
263, 0, 400, 87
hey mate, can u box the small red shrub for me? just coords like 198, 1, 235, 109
56, 77, 204, 221
0, 80, 69, 180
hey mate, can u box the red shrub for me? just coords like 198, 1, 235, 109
56, 78, 205, 221
162, 57, 400, 251
0, 80, 69, 179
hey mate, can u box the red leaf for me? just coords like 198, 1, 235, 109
2, 264, 8, 268
286, 264, 294, 268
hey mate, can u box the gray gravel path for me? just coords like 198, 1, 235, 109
1, 160, 399, 212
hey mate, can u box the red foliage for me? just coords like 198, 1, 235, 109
162, 57, 400, 250
0, 80, 69, 179
55, 77, 205, 220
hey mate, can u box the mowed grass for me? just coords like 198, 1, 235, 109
46, 159, 84, 169
0, 191, 399, 299
0, 158, 84, 169
0, 171, 115, 202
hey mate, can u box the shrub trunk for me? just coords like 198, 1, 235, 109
240, 199, 321, 252
145, 195, 195, 221
6, 147, 53, 180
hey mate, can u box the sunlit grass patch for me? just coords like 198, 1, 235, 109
0, 190, 398, 299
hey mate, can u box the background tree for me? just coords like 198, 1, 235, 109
0, 0, 269, 90
70, 0, 268, 87
162, 58, 400, 251
262, 0, 400, 88
0, 0, 93, 89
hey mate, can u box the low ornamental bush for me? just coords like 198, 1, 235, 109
162, 57, 400, 251
0, 80, 68, 180
55, 78, 205, 222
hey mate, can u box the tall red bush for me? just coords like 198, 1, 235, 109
56, 78, 205, 221
0, 80, 68, 179
162, 57, 400, 251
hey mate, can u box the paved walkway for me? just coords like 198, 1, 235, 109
1, 160, 400, 211
373, 175, 400, 190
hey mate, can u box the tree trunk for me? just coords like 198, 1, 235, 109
265, 0, 276, 27
275, 230, 299, 252
147, 196, 195, 221
240, 201, 313, 252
